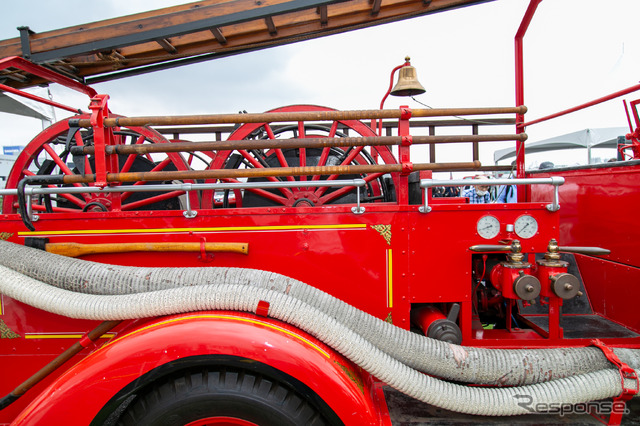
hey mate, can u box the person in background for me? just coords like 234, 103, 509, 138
462, 175, 491, 203
495, 183, 517, 203
495, 161, 517, 203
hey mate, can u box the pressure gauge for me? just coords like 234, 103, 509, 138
514, 215, 538, 239
477, 215, 500, 239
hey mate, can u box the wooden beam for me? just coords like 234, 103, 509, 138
210, 27, 227, 44
265, 16, 278, 36
317, 5, 329, 26
371, 0, 382, 16
0, 0, 492, 88
156, 38, 178, 54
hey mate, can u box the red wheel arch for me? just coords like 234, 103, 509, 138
13, 311, 385, 426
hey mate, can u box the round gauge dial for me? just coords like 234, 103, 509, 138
514, 215, 538, 239
477, 215, 500, 239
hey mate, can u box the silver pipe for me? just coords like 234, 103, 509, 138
0, 179, 367, 196
419, 177, 564, 213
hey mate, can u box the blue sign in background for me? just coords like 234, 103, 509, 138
3, 146, 24, 156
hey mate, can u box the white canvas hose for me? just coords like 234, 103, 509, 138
0, 240, 638, 387
0, 264, 634, 417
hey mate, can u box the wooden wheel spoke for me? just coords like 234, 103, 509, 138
328, 121, 339, 138
297, 121, 307, 181
120, 153, 138, 174
265, 124, 295, 182
54, 192, 88, 208
122, 190, 185, 210
264, 124, 276, 139
221, 177, 288, 205
311, 147, 332, 182
13, 202, 85, 213
237, 149, 293, 197
42, 144, 84, 187
120, 135, 148, 173
21, 171, 88, 208
318, 172, 384, 205
315, 146, 365, 197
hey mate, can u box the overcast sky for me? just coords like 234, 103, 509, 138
1, 0, 639, 167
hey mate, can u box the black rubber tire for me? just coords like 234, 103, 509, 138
116, 367, 335, 426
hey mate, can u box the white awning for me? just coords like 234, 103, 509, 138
0, 89, 53, 121
493, 127, 628, 164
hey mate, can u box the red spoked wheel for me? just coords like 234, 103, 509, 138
200, 105, 398, 209
2, 114, 198, 214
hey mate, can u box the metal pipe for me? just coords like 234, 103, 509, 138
0, 179, 368, 197
72, 106, 528, 128
520, 83, 640, 128
0, 83, 81, 114
60, 161, 482, 185
70, 133, 527, 156
419, 177, 564, 213
419, 177, 565, 188
514, 0, 542, 186
0, 320, 121, 410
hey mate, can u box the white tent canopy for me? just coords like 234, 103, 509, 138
0, 88, 54, 121
493, 127, 628, 164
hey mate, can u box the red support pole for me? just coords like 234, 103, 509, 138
514, 0, 542, 200
0, 83, 81, 114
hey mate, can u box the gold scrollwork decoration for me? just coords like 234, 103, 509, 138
370, 224, 391, 245
0, 320, 21, 339
0, 232, 14, 241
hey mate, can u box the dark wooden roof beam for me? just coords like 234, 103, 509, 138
51, 61, 79, 74
371, 0, 382, 16
156, 38, 178, 54
21, 0, 344, 63
2, 71, 29, 83
210, 27, 227, 44
265, 17, 278, 36
317, 5, 329, 26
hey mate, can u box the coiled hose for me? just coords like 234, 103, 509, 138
0, 264, 634, 417
0, 240, 637, 387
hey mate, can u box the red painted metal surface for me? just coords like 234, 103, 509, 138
10, 312, 383, 426
530, 164, 640, 333
0, 56, 97, 98
514, 0, 542, 183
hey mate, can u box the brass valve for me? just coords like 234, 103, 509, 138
538, 238, 610, 267
469, 240, 528, 267
538, 238, 566, 268
550, 273, 583, 299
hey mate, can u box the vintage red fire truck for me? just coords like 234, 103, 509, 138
0, 0, 639, 425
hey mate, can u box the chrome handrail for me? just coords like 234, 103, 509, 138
419, 177, 565, 213
1, 179, 368, 221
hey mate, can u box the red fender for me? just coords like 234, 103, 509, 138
13, 311, 387, 426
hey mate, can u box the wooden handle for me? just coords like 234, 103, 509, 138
45, 242, 248, 257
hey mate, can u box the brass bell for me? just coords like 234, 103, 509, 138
390, 57, 426, 97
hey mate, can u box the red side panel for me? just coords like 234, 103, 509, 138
530, 163, 640, 331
